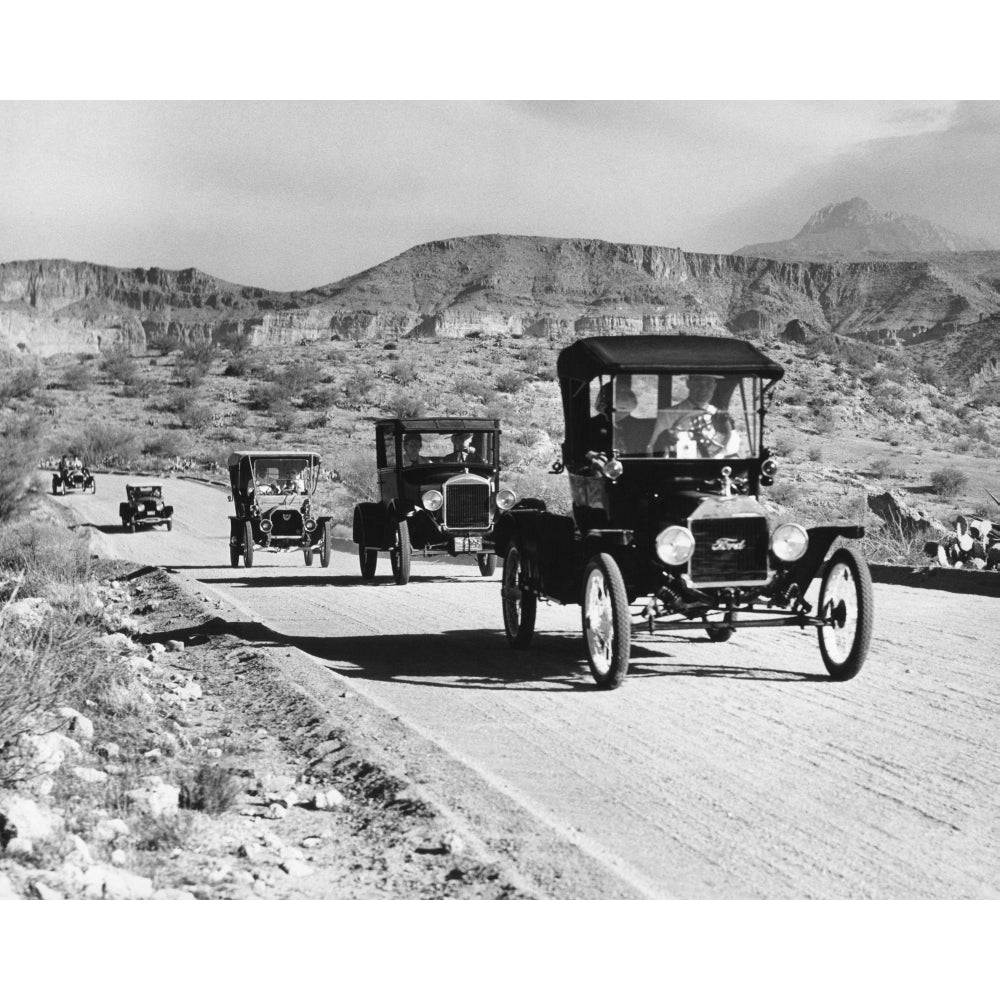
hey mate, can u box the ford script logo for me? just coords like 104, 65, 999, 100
712, 537, 746, 552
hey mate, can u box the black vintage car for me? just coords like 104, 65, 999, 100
119, 483, 173, 531
494, 335, 874, 689
352, 418, 518, 584
227, 451, 333, 568
52, 467, 95, 495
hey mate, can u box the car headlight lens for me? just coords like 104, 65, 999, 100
304, 517, 317, 533
422, 490, 443, 511
655, 526, 695, 566
260, 518, 272, 533
495, 488, 517, 511
602, 459, 623, 481
770, 523, 808, 562
156, 501, 163, 511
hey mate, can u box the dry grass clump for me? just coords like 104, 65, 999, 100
0, 518, 96, 601
0, 413, 44, 521
179, 765, 243, 815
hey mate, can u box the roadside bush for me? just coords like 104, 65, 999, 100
62, 362, 94, 392
387, 391, 425, 419
302, 385, 339, 410
277, 361, 314, 396
100, 345, 139, 385
930, 467, 968, 497
916, 360, 944, 388
146, 330, 180, 356
334, 445, 377, 508
0, 518, 95, 601
179, 400, 214, 431
67, 423, 139, 469
389, 360, 417, 386
180, 765, 242, 815
807, 445, 823, 462
496, 371, 526, 394
224, 354, 254, 377
142, 431, 192, 457
272, 403, 299, 434
0, 414, 43, 521
0, 365, 43, 404
341, 371, 376, 408
246, 381, 285, 412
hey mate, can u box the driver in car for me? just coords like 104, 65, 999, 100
648, 374, 740, 458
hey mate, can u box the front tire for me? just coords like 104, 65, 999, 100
166, 520, 173, 532
477, 553, 497, 577
359, 544, 377, 579
817, 547, 873, 680
390, 517, 411, 585
303, 547, 314, 566
582, 553, 631, 689
243, 520, 254, 568
501, 544, 536, 648
704, 610, 737, 642
320, 523, 332, 568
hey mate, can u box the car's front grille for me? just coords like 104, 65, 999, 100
688, 515, 769, 584
444, 482, 491, 529
268, 508, 303, 537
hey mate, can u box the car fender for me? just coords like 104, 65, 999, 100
353, 502, 386, 547
118, 502, 129, 518
783, 524, 865, 590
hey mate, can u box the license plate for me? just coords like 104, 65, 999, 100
454, 536, 483, 553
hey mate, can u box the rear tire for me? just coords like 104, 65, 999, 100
320, 523, 332, 568
243, 520, 254, 568
477, 553, 497, 577
229, 543, 239, 568
582, 553, 631, 689
501, 544, 536, 648
166, 520, 173, 532
390, 517, 410, 585
817, 547, 873, 681
129, 523, 136, 533
359, 544, 377, 579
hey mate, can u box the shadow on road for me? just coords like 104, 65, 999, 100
136, 615, 826, 691
195, 573, 485, 588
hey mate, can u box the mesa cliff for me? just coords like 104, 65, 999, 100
4, 235, 1000, 357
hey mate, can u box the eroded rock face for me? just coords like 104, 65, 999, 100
867, 490, 949, 537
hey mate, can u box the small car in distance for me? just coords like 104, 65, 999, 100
494, 335, 874, 689
352, 418, 517, 584
227, 451, 333, 568
52, 466, 95, 495
119, 483, 174, 532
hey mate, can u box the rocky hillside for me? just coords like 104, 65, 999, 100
4, 235, 1000, 364
735, 197, 993, 262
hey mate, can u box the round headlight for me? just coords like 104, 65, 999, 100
655, 526, 695, 566
304, 517, 317, 533
602, 459, 623, 481
495, 488, 517, 511
422, 489, 443, 512
260, 518, 272, 533
156, 501, 163, 511
770, 523, 808, 562
761, 457, 778, 478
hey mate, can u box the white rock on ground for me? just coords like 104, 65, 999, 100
31, 882, 66, 901
0, 873, 19, 899
125, 777, 180, 817
3, 597, 54, 631
57, 707, 96, 742
73, 766, 109, 784
312, 788, 345, 810
166, 640, 185, 652
21, 731, 83, 774
279, 859, 312, 878
79, 866, 154, 900
93, 818, 130, 843
97, 632, 140, 653
0, 792, 64, 853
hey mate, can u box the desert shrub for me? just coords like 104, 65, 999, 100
278, 361, 314, 396
327, 348, 348, 364
334, 445, 377, 508
389, 360, 417, 386
813, 407, 839, 434
387, 391, 425, 419
224, 354, 254, 377
953, 436, 973, 454
246, 381, 285, 412
0, 615, 99, 784
146, 330, 181, 356
62, 362, 95, 392
180, 765, 242, 815
972, 382, 1000, 407
142, 430, 192, 457
769, 432, 797, 457
881, 398, 910, 420
0, 365, 43, 404
179, 400, 214, 431
302, 385, 339, 410
971, 421, 991, 443
496, 371, 526, 394
133, 811, 195, 852
100, 345, 138, 385
916, 360, 944, 388
67, 423, 139, 469
341, 371, 376, 408
0, 414, 43, 521
272, 403, 299, 433
0, 518, 95, 600
807, 445, 823, 462
930, 467, 968, 497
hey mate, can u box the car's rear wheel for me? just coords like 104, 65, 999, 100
243, 520, 254, 568
704, 610, 738, 642
817, 547, 873, 680
582, 553, 631, 689
477, 553, 497, 577
229, 541, 239, 567
390, 518, 410, 585
129, 522, 136, 533
166, 520, 173, 532
359, 544, 377, 579
501, 544, 536, 648
90, 482, 96, 494
320, 523, 332, 568
303, 547, 314, 566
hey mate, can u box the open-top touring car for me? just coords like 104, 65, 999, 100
52, 467, 95, 495
227, 451, 333, 568
119, 483, 173, 531
494, 335, 874, 689
352, 418, 518, 584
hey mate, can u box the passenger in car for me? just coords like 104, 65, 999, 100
648, 374, 739, 458
402, 432, 426, 467
444, 431, 476, 463
590, 384, 645, 455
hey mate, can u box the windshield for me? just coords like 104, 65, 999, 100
251, 457, 318, 495
383, 431, 497, 469
590, 374, 762, 459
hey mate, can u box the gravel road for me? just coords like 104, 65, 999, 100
54, 474, 1000, 898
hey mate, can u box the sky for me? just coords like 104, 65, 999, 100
1, 10, 998, 293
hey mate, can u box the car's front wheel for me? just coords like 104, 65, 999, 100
166, 520, 173, 532
477, 553, 497, 577
320, 523, 332, 568
243, 520, 254, 568
704, 610, 738, 642
501, 544, 536, 648
817, 547, 873, 680
90, 482, 96, 494
359, 544, 377, 579
303, 547, 314, 566
582, 553, 631, 689
390, 518, 411, 585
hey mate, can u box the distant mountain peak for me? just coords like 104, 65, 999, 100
736, 197, 992, 261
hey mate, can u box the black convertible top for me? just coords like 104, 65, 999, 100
375, 417, 501, 433
557, 335, 784, 381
